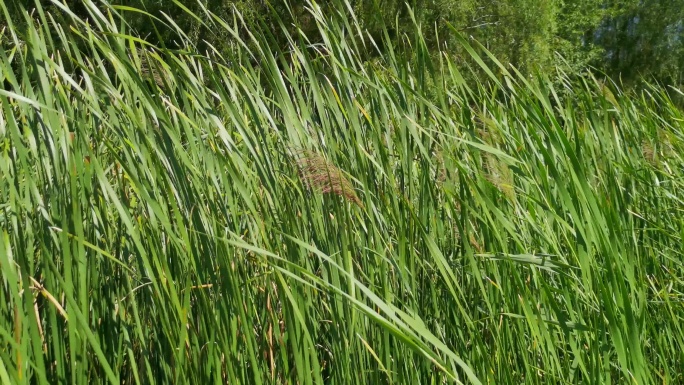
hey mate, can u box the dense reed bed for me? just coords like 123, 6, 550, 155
1, 1, 683, 384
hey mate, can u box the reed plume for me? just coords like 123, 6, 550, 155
294, 150, 364, 208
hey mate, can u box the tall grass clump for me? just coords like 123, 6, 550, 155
1, 1, 683, 384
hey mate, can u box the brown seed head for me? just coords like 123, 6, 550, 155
294, 150, 364, 208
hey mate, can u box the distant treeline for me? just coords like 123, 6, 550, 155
3, 0, 683, 86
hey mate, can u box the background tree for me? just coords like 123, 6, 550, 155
594, 0, 684, 86
2, 0, 683, 87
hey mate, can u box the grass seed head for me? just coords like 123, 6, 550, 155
483, 153, 515, 201
294, 150, 364, 208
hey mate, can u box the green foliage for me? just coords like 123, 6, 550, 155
553, 0, 606, 73
1, 1, 684, 384
4, 0, 682, 85
595, 0, 684, 85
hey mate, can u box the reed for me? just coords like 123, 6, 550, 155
0, 1, 682, 384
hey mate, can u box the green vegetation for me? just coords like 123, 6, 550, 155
1, 1, 683, 384
4, 0, 684, 86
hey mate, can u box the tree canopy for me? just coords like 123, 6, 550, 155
3, 0, 683, 86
